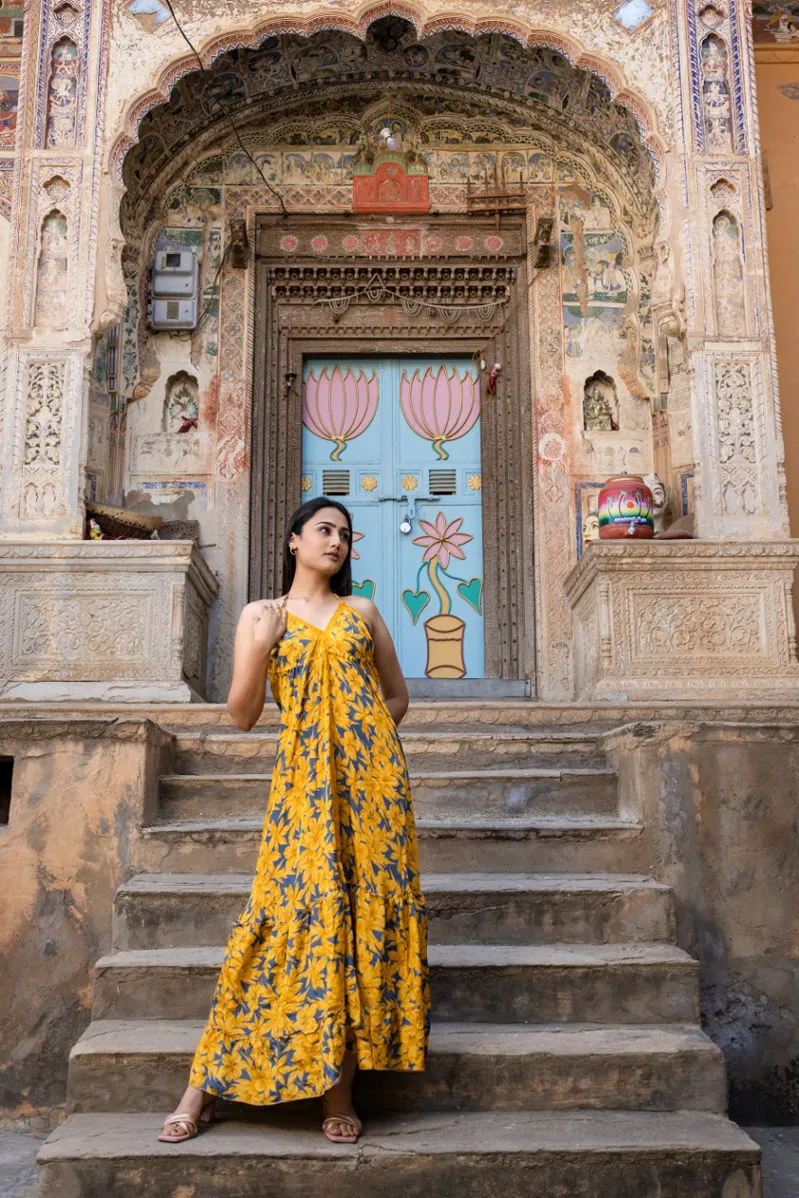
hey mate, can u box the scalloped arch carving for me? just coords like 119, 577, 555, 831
110, 12, 666, 200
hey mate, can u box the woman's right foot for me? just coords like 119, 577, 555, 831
157, 1085, 215, 1143
321, 1049, 361, 1143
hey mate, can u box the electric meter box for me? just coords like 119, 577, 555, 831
150, 296, 199, 329
149, 248, 200, 330
152, 249, 199, 296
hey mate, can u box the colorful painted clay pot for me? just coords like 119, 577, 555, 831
597, 473, 654, 539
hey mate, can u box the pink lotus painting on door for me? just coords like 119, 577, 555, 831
400, 365, 480, 460
303, 365, 379, 461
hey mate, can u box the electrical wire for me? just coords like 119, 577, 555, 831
161, 0, 288, 216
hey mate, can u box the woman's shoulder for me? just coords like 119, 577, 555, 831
341, 594, 378, 625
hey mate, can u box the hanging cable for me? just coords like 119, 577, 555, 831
162, 0, 288, 216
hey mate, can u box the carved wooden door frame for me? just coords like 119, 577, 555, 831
250, 214, 536, 684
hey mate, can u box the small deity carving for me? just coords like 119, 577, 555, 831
164, 372, 199, 433
583, 371, 619, 432
643, 472, 671, 533
582, 511, 600, 545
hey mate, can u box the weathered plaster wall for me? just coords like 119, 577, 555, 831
755, 55, 799, 538
609, 723, 799, 1123
0, 719, 166, 1117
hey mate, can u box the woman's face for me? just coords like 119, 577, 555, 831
291, 506, 351, 575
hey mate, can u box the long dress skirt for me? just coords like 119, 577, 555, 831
188, 598, 430, 1104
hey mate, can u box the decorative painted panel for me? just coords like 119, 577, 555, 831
302, 357, 484, 679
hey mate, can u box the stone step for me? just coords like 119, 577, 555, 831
113, 872, 675, 951
91, 943, 698, 1025
169, 728, 607, 775
158, 766, 619, 822
135, 815, 648, 875
37, 1110, 762, 1198
66, 1019, 727, 1116
154, 700, 622, 731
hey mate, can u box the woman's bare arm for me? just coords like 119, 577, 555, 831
226, 599, 287, 731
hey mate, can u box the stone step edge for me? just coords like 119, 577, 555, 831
141, 816, 644, 837
172, 728, 606, 744
94, 942, 697, 971
159, 767, 617, 784
38, 1109, 761, 1162
115, 870, 669, 896
69, 1018, 722, 1062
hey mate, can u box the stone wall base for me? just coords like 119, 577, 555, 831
0, 541, 218, 701
565, 541, 799, 701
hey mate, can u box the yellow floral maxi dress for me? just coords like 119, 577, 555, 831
188, 599, 430, 1104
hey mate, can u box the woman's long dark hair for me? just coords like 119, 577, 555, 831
281, 497, 353, 596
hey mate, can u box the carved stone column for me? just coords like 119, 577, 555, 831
0, 0, 110, 538
675, 0, 789, 539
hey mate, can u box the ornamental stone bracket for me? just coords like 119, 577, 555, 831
565, 542, 799, 702
0, 541, 219, 702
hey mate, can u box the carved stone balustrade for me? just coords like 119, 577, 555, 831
565, 541, 799, 701
0, 541, 218, 702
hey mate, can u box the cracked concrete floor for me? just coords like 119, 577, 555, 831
2, 1123, 797, 1197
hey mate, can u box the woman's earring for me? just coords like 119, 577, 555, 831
290, 546, 297, 556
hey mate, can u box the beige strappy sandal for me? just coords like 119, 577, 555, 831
157, 1098, 216, 1143
322, 1112, 362, 1144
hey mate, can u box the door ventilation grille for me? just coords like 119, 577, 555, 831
429, 469, 457, 495
322, 470, 350, 496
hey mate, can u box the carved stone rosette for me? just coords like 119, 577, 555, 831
0, 541, 219, 701
565, 542, 799, 701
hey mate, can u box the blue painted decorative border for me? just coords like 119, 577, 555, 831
728, 0, 748, 153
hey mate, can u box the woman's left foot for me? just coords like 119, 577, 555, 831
321, 1110, 362, 1143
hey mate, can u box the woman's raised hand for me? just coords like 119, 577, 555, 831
250, 597, 287, 653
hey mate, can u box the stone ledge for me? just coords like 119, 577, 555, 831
565, 540, 799, 701
0, 540, 219, 702
0, 716, 172, 745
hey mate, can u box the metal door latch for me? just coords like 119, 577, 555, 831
378, 494, 434, 534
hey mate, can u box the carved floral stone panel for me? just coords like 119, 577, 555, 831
0, 542, 219, 700
565, 542, 799, 700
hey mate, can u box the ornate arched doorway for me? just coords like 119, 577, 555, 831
115, 16, 662, 698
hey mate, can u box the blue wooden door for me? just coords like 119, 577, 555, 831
301, 356, 484, 678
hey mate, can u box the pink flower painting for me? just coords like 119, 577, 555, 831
400, 366, 480, 460
303, 366, 379, 461
413, 512, 472, 570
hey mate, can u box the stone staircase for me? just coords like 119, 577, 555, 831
38, 705, 762, 1197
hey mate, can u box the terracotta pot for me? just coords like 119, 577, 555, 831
598, 473, 654, 539
423, 614, 467, 678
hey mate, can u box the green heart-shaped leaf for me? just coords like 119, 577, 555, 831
456, 577, 483, 613
401, 588, 431, 625
352, 578, 375, 601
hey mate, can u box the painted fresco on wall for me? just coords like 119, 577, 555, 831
560, 188, 628, 327
752, 1, 799, 42
0, 70, 18, 148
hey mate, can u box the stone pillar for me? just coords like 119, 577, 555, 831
676, 0, 789, 540
0, 0, 110, 539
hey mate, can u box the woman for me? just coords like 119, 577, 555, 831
158, 497, 430, 1145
